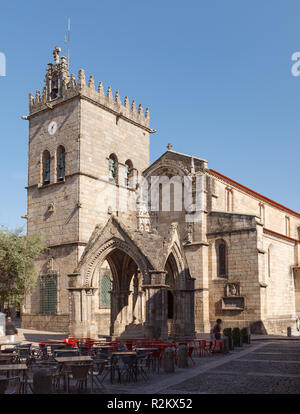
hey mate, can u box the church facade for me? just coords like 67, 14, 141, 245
22, 47, 300, 338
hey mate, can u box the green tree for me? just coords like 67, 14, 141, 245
0, 227, 46, 313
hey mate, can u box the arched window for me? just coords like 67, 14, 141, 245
125, 160, 133, 187
216, 239, 227, 278
165, 273, 171, 286
57, 146, 66, 181
100, 273, 111, 308
42, 150, 51, 185
108, 154, 118, 183
226, 188, 233, 212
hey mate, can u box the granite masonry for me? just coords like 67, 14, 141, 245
22, 47, 300, 339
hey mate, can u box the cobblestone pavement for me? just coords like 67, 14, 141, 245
162, 340, 300, 394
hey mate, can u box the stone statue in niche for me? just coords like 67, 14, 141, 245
226, 283, 240, 297
46, 257, 54, 274
184, 223, 193, 243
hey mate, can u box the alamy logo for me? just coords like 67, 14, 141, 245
94, 174, 205, 223
0, 52, 6, 76
291, 52, 300, 77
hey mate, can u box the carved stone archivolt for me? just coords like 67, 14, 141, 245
83, 238, 149, 287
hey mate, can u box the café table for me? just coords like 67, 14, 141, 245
0, 342, 21, 351
0, 353, 16, 364
94, 345, 113, 349
55, 356, 93, 392
54, 349, 78, 354
0, 364, 28, 393
135, 348, 160, 373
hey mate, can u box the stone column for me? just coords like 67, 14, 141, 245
67, 272, 98, 338
142, 270, 168, 340
111, 290, 131, 338
185, 242, 210, 334
85, 288, 98, 338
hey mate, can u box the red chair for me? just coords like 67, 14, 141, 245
199, 340, 213, 357
213, 340, 223, 353
188, 346, 195, 365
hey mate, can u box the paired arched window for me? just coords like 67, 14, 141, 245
57, 146, 66, 181
216, 239, 227, 278
108, 154, 118, 183
125, 159, 133, 187
42, 150, 51, 185
41, 147, 67, 186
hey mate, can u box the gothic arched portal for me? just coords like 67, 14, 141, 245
91, 246, 146, 338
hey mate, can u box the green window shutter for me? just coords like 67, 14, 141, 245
39, 274, 57, 315
100, 272, 111, 308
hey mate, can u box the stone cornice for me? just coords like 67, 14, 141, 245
48, 241, 88, 248
263, 228, 300, 244
183, 241, 209, 247
26, 172, 137, 191
207, 228, 257, 238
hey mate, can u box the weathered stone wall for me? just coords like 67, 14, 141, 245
78, 98, 149, 244
22, 245, 78, 327
21, 314, 69, 333
27, 99, 81, 246
207, 212, 261, 331
261, 233, 297, 334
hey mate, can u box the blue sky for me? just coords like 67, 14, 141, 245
0, 0, 300, 230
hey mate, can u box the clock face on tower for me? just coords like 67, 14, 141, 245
48, 121, 58, 135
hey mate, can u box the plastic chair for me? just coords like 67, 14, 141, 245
188, 346, 195, 365
199, 340, 212, 357
213, 340, 223, 353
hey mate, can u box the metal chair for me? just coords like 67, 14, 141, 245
67, 363, 93, 393
91, 360, 108, 392
15, 347, 32, 366
136, 354, 151, 381
0, 376, 21, 394
78, 345, 89, 356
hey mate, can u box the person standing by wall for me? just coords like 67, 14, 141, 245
213, 319, 222, 340
5, 316, 18, 343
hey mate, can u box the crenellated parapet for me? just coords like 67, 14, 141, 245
29, 46, 152, 131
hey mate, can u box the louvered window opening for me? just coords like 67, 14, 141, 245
100, 272, 111, 308
39, 274, 58, 315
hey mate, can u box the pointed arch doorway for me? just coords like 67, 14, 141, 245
165, 253, 177, 336
94, 247, 145, 338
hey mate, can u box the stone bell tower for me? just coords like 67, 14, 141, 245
44, 46, 70, 101
23, 46, 155, 332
